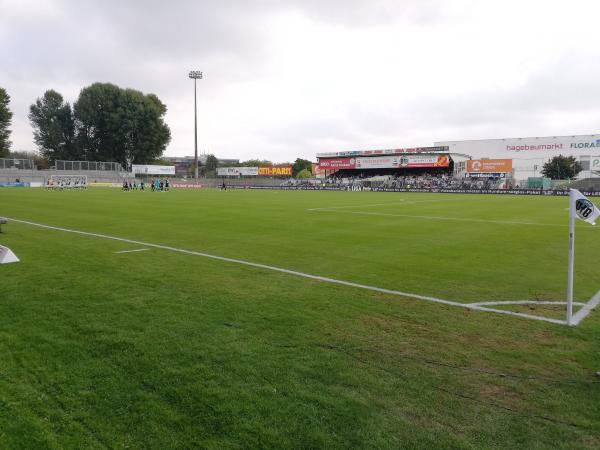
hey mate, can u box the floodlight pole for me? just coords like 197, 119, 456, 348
189, 70, 203, 179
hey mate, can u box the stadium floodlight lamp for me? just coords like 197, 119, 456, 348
189, 70, 203, 178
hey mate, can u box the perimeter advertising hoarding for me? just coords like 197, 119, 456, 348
354, 154, 449, 169
466, 159, 512, 173
258, 166, 292, 177
216, 167, 259, 176
318, 158, 356, 170
132, 165, 175, 175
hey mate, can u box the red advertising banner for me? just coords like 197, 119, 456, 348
258, 165, 292, 177
317, 157, 356, 170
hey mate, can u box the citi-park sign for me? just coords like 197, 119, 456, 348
258, 166, 292, 177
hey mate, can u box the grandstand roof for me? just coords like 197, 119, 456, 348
316, 146, 449, 159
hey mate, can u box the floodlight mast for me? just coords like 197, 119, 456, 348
189, 70, 203, 179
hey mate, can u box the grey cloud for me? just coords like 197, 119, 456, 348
2, 0, 600, 159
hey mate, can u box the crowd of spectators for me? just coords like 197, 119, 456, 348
46, 175, 88, 189
280, 177, 366, 190
280, 172, 511, 191
380, 174, 506, 190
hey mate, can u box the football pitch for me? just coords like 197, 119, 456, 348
1, 188, 599, 448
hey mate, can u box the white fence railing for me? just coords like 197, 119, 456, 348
54, 160, 125, 172
0, 158, 34, 170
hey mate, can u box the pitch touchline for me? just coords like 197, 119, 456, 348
8, 217, 590, 326
309, 209, 592, 228
115, 248, 149, 254
307, 197, 487, 211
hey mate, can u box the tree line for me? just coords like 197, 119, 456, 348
0, 83, 171, 168
1, 84, 583, 180
1, 84, 314, 177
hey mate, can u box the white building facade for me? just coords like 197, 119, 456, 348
434, 134, 600, 180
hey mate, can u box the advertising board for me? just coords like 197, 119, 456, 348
132, 165, 175, 175
351, 154, 449, 169
466, 159, 512, 173
317, 158, 356, 170
216, 167, 259, 176
258, 166, 292, 177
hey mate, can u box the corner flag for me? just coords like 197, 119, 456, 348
566, 189, 600, 325
0, 245, 19, 264
572, 189, 600, 225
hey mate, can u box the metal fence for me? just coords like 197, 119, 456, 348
54, 160, 125, 172
0, 158, 35, 170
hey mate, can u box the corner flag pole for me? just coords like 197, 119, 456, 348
567, 189, 576, 325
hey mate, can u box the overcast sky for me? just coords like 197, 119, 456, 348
2, 0, 600, 162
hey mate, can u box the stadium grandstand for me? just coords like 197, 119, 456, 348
315, 146, 457, 179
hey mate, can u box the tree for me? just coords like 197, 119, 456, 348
292, 158, 312, 177
73, 83, 171, 167
296, 168, 312, 179
205, 154, 218, 171
0, 87, 12, 157
541, 155, 582, 180
29, 90, 76, 161
240, 159, 272, 167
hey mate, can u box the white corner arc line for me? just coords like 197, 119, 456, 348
306, 197, 487, 211
468, 300, 586, 307
466, 305, 567, 325
115, 248, 149, 254
310, 209, 568, 227
571, 290, 600, 326
7, 217, 587, 326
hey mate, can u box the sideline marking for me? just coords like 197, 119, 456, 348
307, 196, 485, 211
468, 300, 586, 307
115, 248, 149, 254
8, 217, 592, 326
309, 209, 589, 228
571, 290, 600, 326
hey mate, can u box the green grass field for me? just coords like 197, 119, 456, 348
1, 187, 599, 449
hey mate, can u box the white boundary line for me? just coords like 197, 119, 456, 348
8, 216, 595, 326
307, 196, 487, 211
571, 290, 600, 326
469, 300, 586, 307
309, 209, 582, 228
115, 248, 149, 254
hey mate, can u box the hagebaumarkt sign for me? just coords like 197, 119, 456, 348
435, 134, 600, 160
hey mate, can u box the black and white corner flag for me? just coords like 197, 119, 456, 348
572, 189, 600, 226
